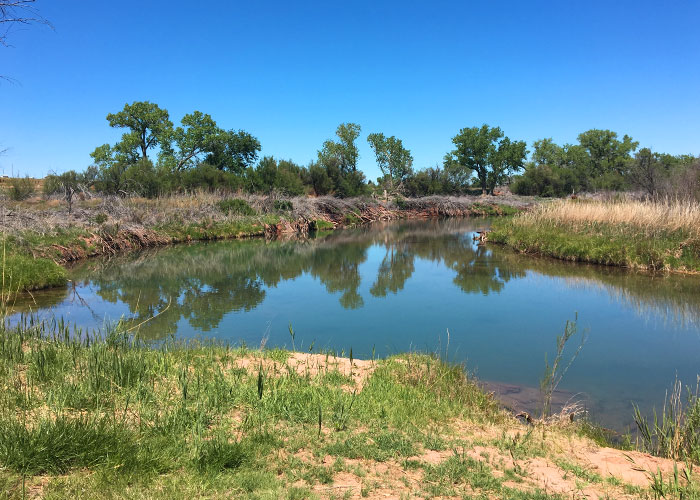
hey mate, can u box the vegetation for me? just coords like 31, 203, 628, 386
448, 124, 528, 195
367, 132, 413, 194
510, 132, 699, 198
30, 99, 696, 201
0, 317, 692, 499
490, 198, 700, 273
7, 177, 35, 201
634, 378, 700, 464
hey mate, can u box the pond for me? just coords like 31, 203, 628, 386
14, 218, 700, 431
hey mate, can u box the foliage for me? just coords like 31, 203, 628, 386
216, 199, 256, 216
106, 101, 173, 161
273, 200, 293, 212
367, 132, 413, 192
447, 124, 527, 194
7, 176, 35, 200
318, 123, 367, 197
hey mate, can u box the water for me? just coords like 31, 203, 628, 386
13, 218, 700, 431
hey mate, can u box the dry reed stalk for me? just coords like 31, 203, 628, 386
519, 199, 700, 237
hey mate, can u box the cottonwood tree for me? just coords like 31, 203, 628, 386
165, 111, 220, 171
367, 132, 413, 192
577, 129, 638, 176
162, 112, 261, 172
449, 125, 527, 194
318, 123, 366, 197
105, 101, 173, 161
319, 123, 361, 175
204, 129, 261, 174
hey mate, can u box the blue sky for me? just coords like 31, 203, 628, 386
1, 0, 699, 179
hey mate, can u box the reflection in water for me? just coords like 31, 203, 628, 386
52, 220, 532, 338
11, 218, 700, 431
38, 218, 699, 339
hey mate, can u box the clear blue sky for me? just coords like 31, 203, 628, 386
1, 0, 699, 179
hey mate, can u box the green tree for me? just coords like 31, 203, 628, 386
166, 111, 220, 171
318, 123, 365, 197
204, 130, 261, 174
531, 138, 564, 167
577, 129, 638, 177
488, 137, 528, 192
106, 101, 173, 161
319, 123, 361, 176
367, 133, 413, 192
449, 125, 527, 194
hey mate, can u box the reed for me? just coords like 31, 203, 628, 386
490, 198, 700, 272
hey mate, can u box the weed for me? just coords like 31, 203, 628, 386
634, 377, 700, 463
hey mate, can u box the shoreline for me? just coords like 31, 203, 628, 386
0, 318, 692, 499
0, 194, 530, 294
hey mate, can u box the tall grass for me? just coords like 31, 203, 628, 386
519, 198, 700, 237
634, 378, 700, 464
490, 198, 700, 272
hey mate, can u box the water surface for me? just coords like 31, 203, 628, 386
15, 218, 700, 430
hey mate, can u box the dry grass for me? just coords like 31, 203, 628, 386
522, 198, 700, 237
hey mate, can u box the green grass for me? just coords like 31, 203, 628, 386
0, 253, 66, 292
0, 319, 506, 498
490, 218, 700, 272
310, 219, 334, 231
0, 318, 680, 498
0, 215, 281, 294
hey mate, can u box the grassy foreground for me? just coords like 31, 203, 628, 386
0, 319, 697, 499
490, 199, 700, 273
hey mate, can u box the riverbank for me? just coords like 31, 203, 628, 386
0, 319, 695, 499
0, 193, 532, 294
489, 199, 700, 274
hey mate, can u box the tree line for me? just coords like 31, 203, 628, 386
44, 100, 699, 200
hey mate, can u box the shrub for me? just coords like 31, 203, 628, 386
216, 198, 256, 216
273, 200, 293, 211
394, 197, 408, 210
94, 213, 108, 224
8, 177, 35, 201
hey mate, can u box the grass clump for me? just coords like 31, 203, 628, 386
634, 378, 700, 464
0, 416, 147, 475
216, 198, 256, 216
194, 437, 247, 473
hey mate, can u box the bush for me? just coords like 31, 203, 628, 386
394, 197, 408, 210
179, 164, 244, 193
216, 198, 256, 216
273, 200, 293, 211
8, 177, 35, 201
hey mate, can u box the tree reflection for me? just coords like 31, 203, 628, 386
65, 220, 532, 338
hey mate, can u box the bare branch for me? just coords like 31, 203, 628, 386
0, 0, 53, 48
